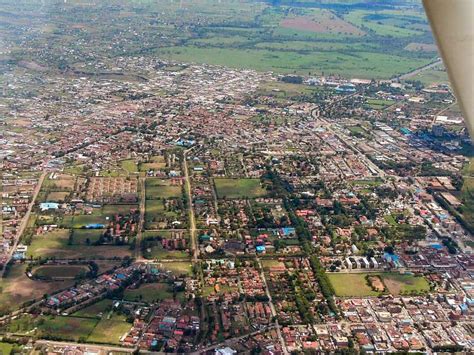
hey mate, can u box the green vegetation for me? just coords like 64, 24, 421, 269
157, 46, 433, 79
123, 283, 176, 303
328, 272, 430, 297
344, 10, 424, 37
143, 244, 188, 260
161, 261, 193, 276
38, 316, 98, 341
460, 176, 474, 230
73, 299, 113, 318
27, 229, 132, 259
0, 342, 14, 354
87, 319, 131, 344
0, 264, 73, 315
406, 64, 449, 85
327, 273, 379, 297
214, 178, 266, 199
120, 159, 138, 174
4, 0, 437, 80
381, 273, 430, 295
365, 98, 394, 110
33, 265, 89, 279
145, 179, 182, 199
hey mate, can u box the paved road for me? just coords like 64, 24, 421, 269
257, 258, 288, 355
135, 176, 146, 261
34, 339, 135, 353
191, 325, 276, 354
310, 106, 385, 178
396, 58, 443, 81
1, 171, 47, 279
183, 149, 198, 261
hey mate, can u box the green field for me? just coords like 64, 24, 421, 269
365, 98, 394, 110
214, 178, 266, 199
344, 10, 424, 37
123, 283, 175, 303
38, 316, 98, 341
72, 214, 107, 228
120, 159, 138, 174
350, 179, 383, 187
33, 265, 89, 279
0, 342, 14, 355
145, 179, 182, 199
161, 261, 193, 277
2, 0, 439, 84
381, 273, 430, 295
102, 204, 138, 216
87, 319, 132, 344
461, 176, 474, 229
327, 273, 380, 297
328, 272, 430, 297
71, 228, 104, 244
73, 299, 113, 318
143, 244, 189, 260
0, 264, 73, 315
27, 229, 132, 259
156, 46, 433, 79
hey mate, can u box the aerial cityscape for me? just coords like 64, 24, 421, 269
0, 0, 473, 354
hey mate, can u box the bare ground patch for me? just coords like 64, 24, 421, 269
280, 10, 365, 36
405, 42, 437, 52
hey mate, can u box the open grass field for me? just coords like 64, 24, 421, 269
408, 65, 449, 85
140, 155, 167, 172
42, 174, 76, 191
156, 46, 433, 79
68, 204, 137, 228
261, 259, 285, 271
145, 178, 182, 199
73, 299, 113, 318
87, 319, 131, 344
280, 8, 365, 36
46, 191, 70, 202
160, 261, 193, 277
72, 214, 107, 228
33, 265, 89, 279
343, 10, 424, 37
214, 178, 266, 199
3, 0, 438, 86
143, 244, 189, 260
0, 342, 14, 354
0, 264, 73, 315
102, 204, 138, 216
72, 229, 104, 244
202, 284, 237, 297
124, 283, 174, 303
350, 179, 383, 187
120, 159, 138, 174
328, 272, 430, 297
27, 229, 132, 259
365, 98, 394, 110
327, 273, 379, 297
381, 273, 430, 295
37, 316, 98, 341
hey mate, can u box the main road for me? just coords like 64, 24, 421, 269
135, 176, 146, 261
34, 340, 135, 353
183, 149, 198, 261
257, 258, 289, 355
0, 171, 47, 279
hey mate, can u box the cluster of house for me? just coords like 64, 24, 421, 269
46, 265, 139, 309
123, 299, 199, 352
339, 295, 473, 351
0, 172, 39, 269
